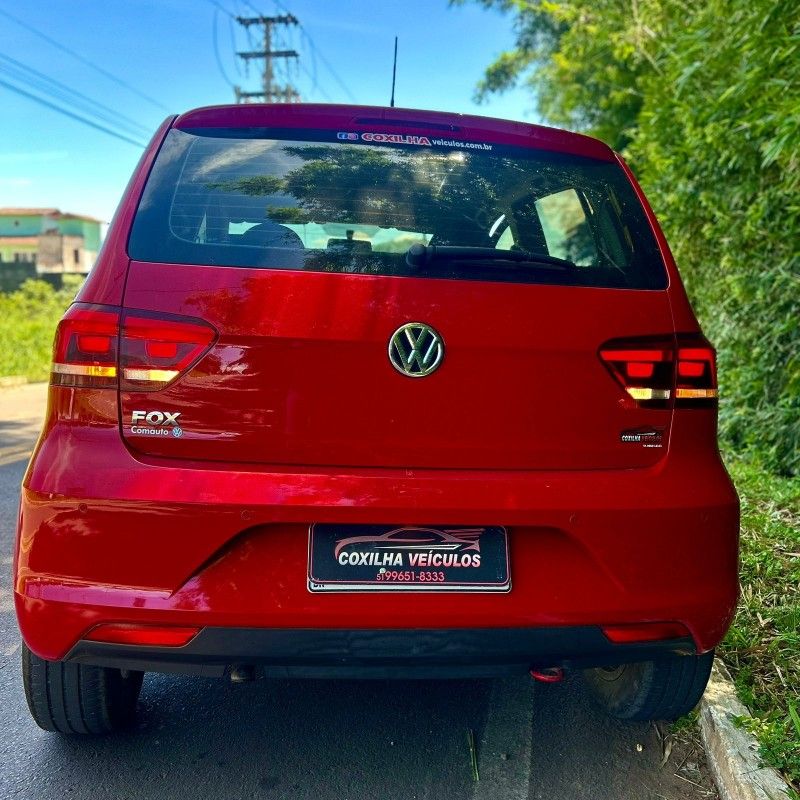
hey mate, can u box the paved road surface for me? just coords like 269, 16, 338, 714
0, 383, 716, 800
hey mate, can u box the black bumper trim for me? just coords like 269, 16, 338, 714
65, 626, 697, 678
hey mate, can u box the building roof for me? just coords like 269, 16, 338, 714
0, 207, 104, 224
59, 212, 105, 223
0, 207, 59, 217
0, 236, 38, 246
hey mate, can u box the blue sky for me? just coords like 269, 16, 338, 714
0, 0, 537, 222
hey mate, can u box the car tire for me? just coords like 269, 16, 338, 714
583, 650, 715, 721
22, 644, 144, 734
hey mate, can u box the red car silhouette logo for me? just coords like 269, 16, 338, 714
334, 527, 484, 560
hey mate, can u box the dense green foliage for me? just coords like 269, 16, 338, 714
456, 0, 800, 476
0, 280, 78, 381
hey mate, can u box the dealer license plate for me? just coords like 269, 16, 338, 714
308, 524, 510, 592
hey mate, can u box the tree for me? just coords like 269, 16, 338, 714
209, 143, 532, 245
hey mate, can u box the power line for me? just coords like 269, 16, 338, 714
235, 0, 356, 102
234, 14, 300, 103
0, 6, 171, 112
204, 0, 231, 14
0, 77, 147, 148
305, 33, 320, 93
228, 12, 243, 76
298, 60, 331, 101
0, 53, 152, 140
205, 0, 352, 104
266, 0, 356, 101
297, 28, 357, 103
212, 7, 236, 88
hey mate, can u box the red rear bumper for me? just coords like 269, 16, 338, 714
15, 395, 739, 663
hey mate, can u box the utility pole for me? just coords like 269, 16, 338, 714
234, 14, 300, 104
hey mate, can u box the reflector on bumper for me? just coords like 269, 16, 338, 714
84, 623, 200, 647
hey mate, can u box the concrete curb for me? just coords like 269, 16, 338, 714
0, 375, 28, 388
700, 659, 792, 800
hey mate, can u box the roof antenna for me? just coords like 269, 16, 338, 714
390, 36, 398, 107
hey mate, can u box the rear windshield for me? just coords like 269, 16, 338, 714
129, 128, 667, 289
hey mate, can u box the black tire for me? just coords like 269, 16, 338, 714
22, 644, 144, 735
583, 650, 714, 721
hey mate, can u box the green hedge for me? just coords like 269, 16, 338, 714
628, 2, 800, 476
0, 279, 79, 381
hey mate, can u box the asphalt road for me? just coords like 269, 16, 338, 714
0, 383, 717, 800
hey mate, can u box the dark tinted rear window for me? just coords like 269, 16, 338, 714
129, 128, 667, 289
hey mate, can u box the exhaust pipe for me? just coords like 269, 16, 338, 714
229, 664, 258, 683
530, 667, 565, 683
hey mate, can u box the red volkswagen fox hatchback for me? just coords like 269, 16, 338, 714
14, 104, 739, 734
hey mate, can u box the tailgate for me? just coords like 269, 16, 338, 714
120, 262, 673, 470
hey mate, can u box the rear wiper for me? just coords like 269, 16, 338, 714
406, 243, 577, 271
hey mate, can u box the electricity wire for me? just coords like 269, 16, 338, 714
0, 53, 152, 140
0, 6, 171, 112
233, 0, 356, 102
212, 6, 237, 88
0, 77, 147, 148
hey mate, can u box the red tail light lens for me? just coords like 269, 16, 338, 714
675, 339, 717, 403
51, 303, 217, 390
599, 334, 718, 408
120, 311, 217, 391
52, 304, 119, 388
599, 337, 674, 408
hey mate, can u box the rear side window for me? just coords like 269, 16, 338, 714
535, 189, 596, 265
129, 128, 667, 289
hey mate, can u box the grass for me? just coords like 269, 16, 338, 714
0, 278, 81, 381
720, 456, 800, 790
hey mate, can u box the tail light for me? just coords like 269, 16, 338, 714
599, 333, 718, 408
675, 338, 718, 403
52, 303, 216, 390
52, 305, 120, 388
120, 311, 217, 391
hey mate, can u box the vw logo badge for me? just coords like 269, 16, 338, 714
388, 322, 444, 377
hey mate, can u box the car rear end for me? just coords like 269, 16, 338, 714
14, 105, 738, 696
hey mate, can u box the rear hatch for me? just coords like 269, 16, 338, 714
119, 113, 674, 471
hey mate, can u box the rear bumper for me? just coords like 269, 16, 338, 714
65, 626, 696, 679
15, 398, 739, 663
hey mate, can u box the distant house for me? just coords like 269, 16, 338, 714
0, 208, 103, 278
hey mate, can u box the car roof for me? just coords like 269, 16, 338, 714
173, 103, 616, 162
